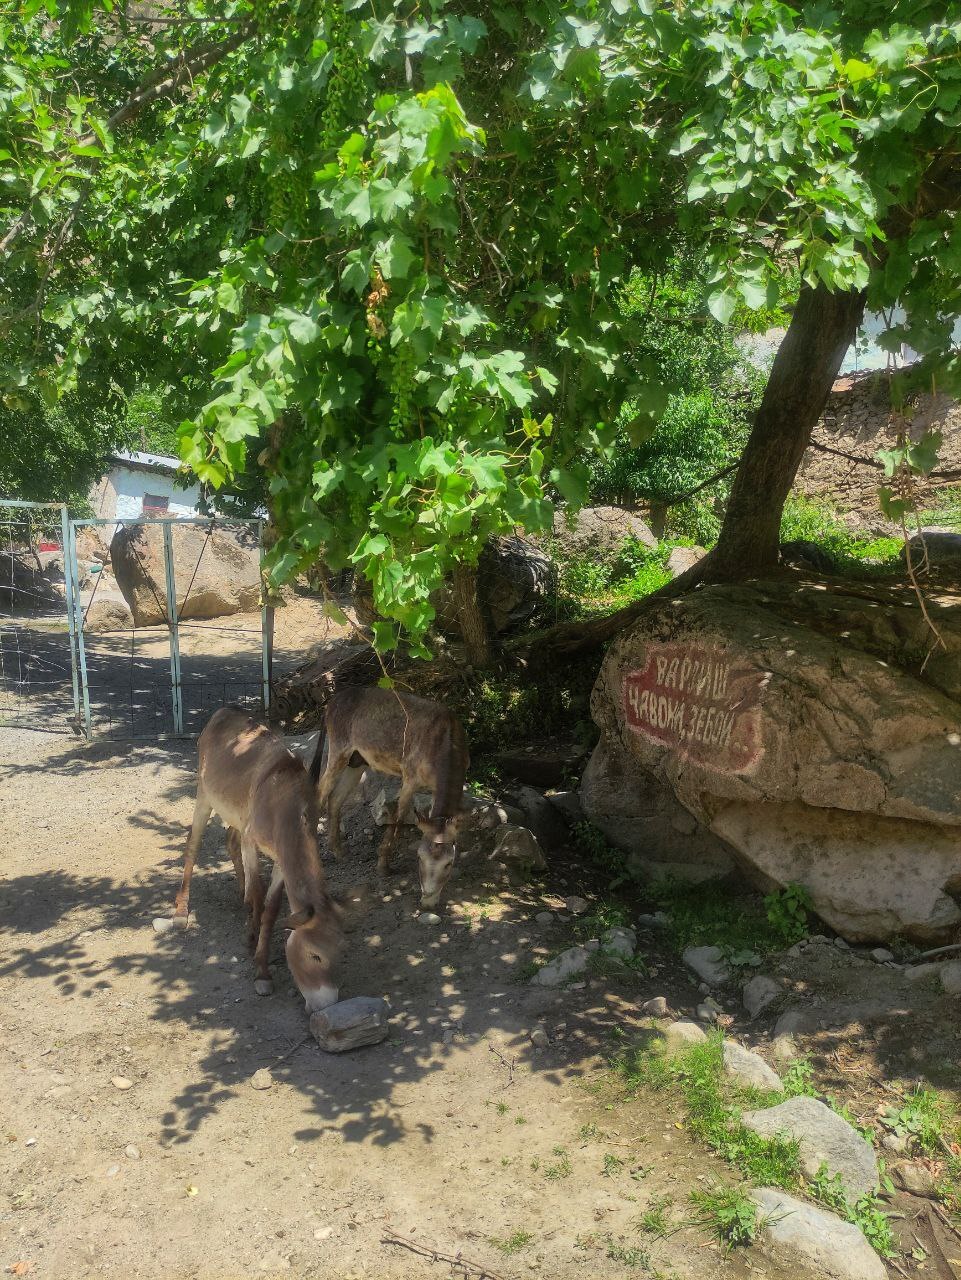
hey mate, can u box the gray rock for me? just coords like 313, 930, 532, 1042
531, 946, 590, 987
637, 912, 671, 930
124, 1144, 141, 1160
565, 895, 589, 915
534, 911, 554, 925
601, 926, 637, 960
250, 1068, 273, 1091
870, 947, 894, 963
881, 1132, 909, 1156
696, 997, 723, 1024
903, 529, 961, 583
940, 960, 961, 994
552, 504, 657, 563
545, 790, 583, 826
310, 996, 390, 1053
640, 996, 669, 1017
419, 912, 442, 925
742, 1096, 879, 1199
661, 1020, 707, 1055
584, 939, 601, 953
492, 826, 548, 877
665, 545, 706, 579
905, 962, 944, 983
750, 1187, 887, 1280
683, 945, 733, 988
742, 974, 782, 1018
771, 1034, 799, 1067
893, 1161, 937, 1197
722, 1041, 782, 1092
773, 1009, 807, 1038
530, 1027, 549, 1049
504, 785, 569, 851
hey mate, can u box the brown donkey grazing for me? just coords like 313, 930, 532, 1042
308, 686, 469, 908
159, 706, 342, 1013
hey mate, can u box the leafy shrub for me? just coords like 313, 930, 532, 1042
780, 496, 902, 575
690, 1184, 759, 1247
764, 883, 812, 946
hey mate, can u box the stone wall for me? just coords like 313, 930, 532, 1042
795, 372, 961, 523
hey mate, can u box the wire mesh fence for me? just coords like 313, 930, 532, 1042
69, 515, 269, 740
0, 501, 79, 732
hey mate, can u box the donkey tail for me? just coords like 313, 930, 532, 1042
308, 723, 327, 785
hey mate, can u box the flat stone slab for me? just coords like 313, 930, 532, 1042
531, 946, 590, 987
722, 1040, 782, 1092
682, 945, 732, 987
742, 1096, 878, 1199
309, 997, 390, 1053
750, 1187, 886, 1280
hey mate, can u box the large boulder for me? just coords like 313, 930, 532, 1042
582, 580, 961, 943
552, 505, 657, 563
903, 527, 961, 585
432, 535, 555, 637
110, 522, 261, 625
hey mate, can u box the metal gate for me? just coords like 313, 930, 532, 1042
65, 515, 271, 740
0, 499, 81, 732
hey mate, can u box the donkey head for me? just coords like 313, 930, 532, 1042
282, 898, 343, 1014
415, 814, 462, 908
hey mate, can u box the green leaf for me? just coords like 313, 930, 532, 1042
345, 187, 372, 227
707, 288, 737, 324
375, 234, 416, 280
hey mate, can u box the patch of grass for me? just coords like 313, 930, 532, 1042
648, 876, 810, 960
780, 495, 903, 577
488, 1230, 534, 1256
638, 1195, 674, 1238
690, 1184, 759, 1247
543, 1145, 573, 1180
578, 1122, 601, 1141
920, 485, 961, 530
882, 1086, 949, 1154
614, 1035, 802, 1188
603, 1235, 651, 1268
781, 1057, 818, 1098
809, 1165, 896, 1258
495, 1101, 510, 1116
514, 1114, 527, 1125
603, 1152, 625, 1177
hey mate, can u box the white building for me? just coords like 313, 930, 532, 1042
89, 450, 203, 523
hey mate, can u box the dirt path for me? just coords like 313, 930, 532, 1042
0, 726, 775, 1280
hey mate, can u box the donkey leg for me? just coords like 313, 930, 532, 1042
378, 779, 416, 874
226, 827, 245, 898
171, 794, 213, 927
241, 835, 264, 950
326, 765, 364, 862
317, 749, 353, 859
253, 863, 284, 997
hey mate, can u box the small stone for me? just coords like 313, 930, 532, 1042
152, 917, 175, 935
696, 998, 723, 1024
105, 1164, 120, 1178
442, 1029, 456, 1045
493, 827, 548, 876
893, 1161, 938, 1197
419, 912, 442, 926
111, 1076, 133, 1091
662, 1019, 707, 1055
124, 1144, 141, 1160
601, 926, 637, 960
773, 1009, 807, 1038
682, 945, 732, 988
834, 937, 849, 950
640, 996, 669, 1017
310, 997, 390, 1053
637, 912, 670, 930
24, 1137, 36, 1147
530, 1027, 549, 1049
722, 1041, 782, 1092
742, 974, 781, 1019
250, 1068, 273, 1091
870, 947, 894, 963
771, 1033, 799, 1066
534, 911, 554, 925
565, 896, 589, 916
940, 960, 961, 994
531, 946, 590, 987
881, 1132, 909, 1155
584, 939, 601, 953
313, 1227, 333, 1241
750, 1188, 886, 1280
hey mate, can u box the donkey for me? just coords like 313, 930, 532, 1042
308, 686, 469, 908
159, 706, 342, 1013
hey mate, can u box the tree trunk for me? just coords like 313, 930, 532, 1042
707, 283, 866, 579
451, 561, 492, 668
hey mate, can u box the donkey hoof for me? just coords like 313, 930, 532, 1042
152, 917, 176, 935
254, 978, 274, 997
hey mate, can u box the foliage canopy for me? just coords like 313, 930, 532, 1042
1, 1, 959, 646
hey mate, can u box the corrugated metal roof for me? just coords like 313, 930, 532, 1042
111, 449, 182, 471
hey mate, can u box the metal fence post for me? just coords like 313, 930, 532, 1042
258, 520, 272, 715
68, 519, 92, 738
60, 505, 81, 726
162, 521, 184, 735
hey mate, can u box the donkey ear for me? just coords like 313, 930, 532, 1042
414, 813, 433, 835
282, 904, 316, 930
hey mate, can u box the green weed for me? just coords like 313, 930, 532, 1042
648, 877, 806, 959
603, 1152, 625, 1178
603, 1235, 651, 1268
488, 1230, 534, 1255
690, 1184, 759, 1247
638, 1195, 674, 1238
781, 1057, 818, 1098
544, 1146, 573, 1180
882, 1086, 949, 1154
763, 883, 812, 946
809, 1165, 895, 1258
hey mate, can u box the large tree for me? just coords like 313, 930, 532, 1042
2, 1, 959, 657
